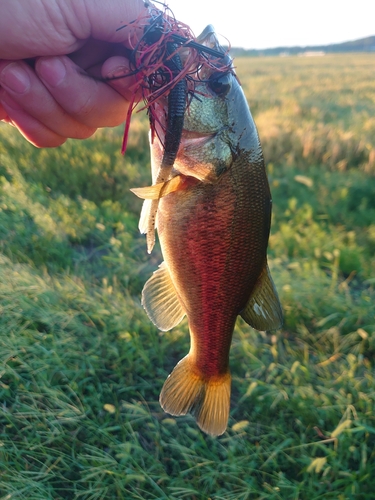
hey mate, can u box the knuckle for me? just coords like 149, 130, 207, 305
70, 94, 96, 118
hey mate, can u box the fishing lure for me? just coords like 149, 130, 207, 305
108, 3, 232, 250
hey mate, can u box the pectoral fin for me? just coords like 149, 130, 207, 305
131, 183, 164, 200
142, 262, 186, 331
241, 264, 283, 332
130, 175, 183, 200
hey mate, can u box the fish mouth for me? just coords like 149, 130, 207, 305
182, 129, 215, 139
180, 130, 217, 149
153, 129, 215, 149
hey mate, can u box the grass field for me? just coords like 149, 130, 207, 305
0, 53, 374, 499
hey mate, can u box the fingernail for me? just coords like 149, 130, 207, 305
0, 63, 31, 94
106, 67, 128, 80
38, 57, 67, 87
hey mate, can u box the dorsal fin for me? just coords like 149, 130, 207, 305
240, 263, 283, 332
142, 262, 186, 331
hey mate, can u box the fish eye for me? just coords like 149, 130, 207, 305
208, 72, 232, 96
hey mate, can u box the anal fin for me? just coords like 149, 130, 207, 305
240, 263, 283, 332
142, 262, 185, 331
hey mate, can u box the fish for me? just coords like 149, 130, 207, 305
131, 25, 283, 436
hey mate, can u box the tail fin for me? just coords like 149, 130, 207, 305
159, 355, 231, 436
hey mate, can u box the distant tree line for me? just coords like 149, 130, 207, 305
230, 35, 375, 57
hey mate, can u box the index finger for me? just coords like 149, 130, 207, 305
35, 56, 133, 129
101, 56, 142, 102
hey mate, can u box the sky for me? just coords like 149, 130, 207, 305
164, 0, 375, 50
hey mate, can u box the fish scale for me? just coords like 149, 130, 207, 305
159, 165, 267, 362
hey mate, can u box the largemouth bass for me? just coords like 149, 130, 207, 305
132, 25, 283, 436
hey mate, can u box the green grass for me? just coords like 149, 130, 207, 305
0, 53, 375, 499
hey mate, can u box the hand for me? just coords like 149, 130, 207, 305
0, 0, 148, 147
